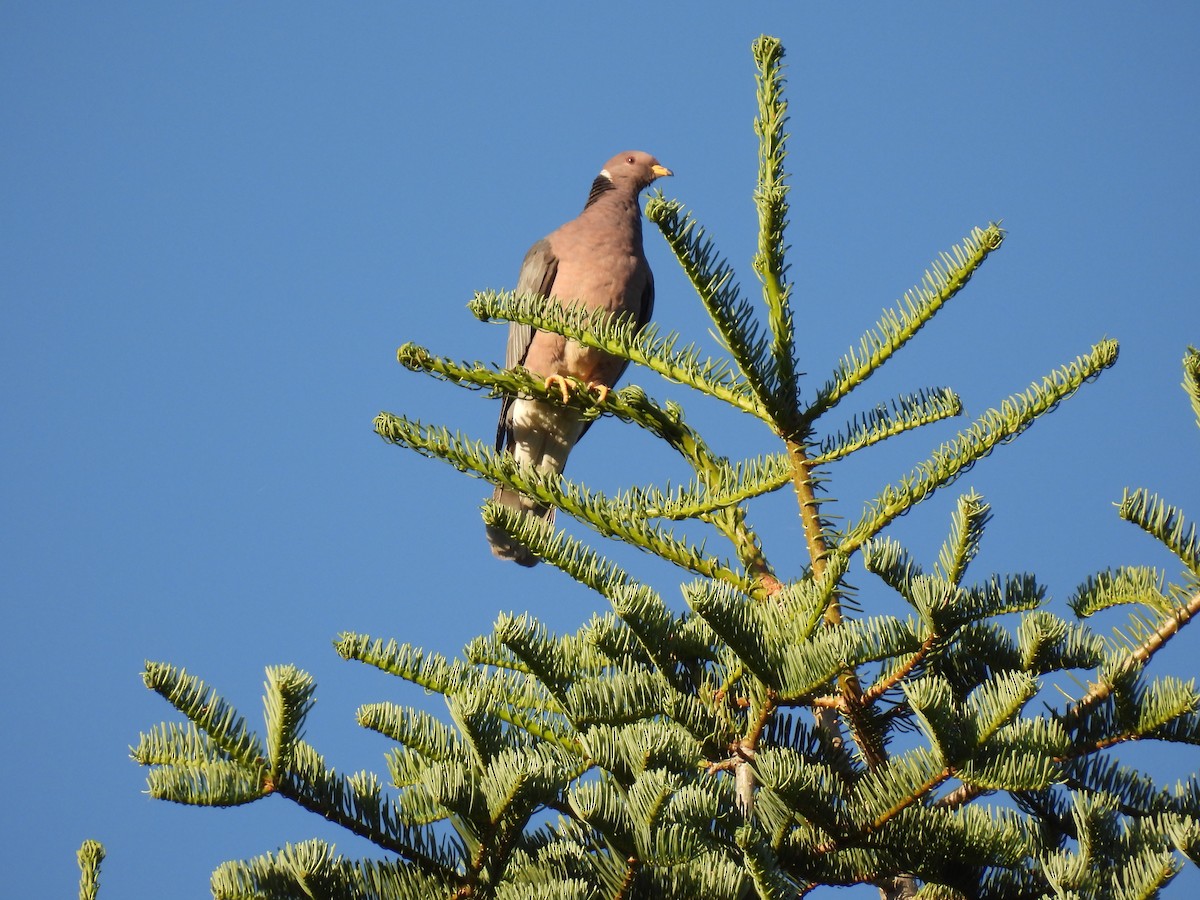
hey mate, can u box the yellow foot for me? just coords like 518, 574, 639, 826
541, 375, 610, 406
543, 374, 573, 404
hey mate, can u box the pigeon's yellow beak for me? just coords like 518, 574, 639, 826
651, 164, 673, 179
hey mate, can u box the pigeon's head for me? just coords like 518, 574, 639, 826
599, 151, 672, 192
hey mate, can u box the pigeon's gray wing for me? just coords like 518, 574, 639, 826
496, 238, 558, 451
638, 268, 654, 330
615, 268, 654, 382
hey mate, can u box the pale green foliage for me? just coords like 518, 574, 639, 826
76, 840, 104, 900
841, 339, 1119, 555
814, 224, 1005, 419
1119, 488, 1200, 576
1184, 346, 1200, 431
124, 35, 1200, 900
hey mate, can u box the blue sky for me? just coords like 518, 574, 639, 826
3, 3, 1199, 896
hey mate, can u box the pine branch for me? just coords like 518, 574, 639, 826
209, 839, 459, 900
751, 34, 800, 430
633, 454, 792, 520
397, 342, 717, 466
279, 742, 461, 871
1016, 610, 1106, 674
862, 633, 938, 704
463, 634, 537, 678
644, 196, 779, 421
815, 388, 963, 464
263, 665, 316, 783
139, 662, 263, 765
963, 671, 1042, 747
738, 821, 808, 899
466, 745, 584, 890
566, 665, 675, 731
490, 489, 749, 589
375, 412, 751, 590
580, 612, 656, 670
1039, 794, 1181, 899
568, 776, 637, 853
139, 661, 457, 874
335, 633, 578, 751
473, 516, 715, 699
685, 580, 779, 690
862, 537, 926, 597
132, 720, 244, 768
580, 721, 708, 785
841, 340, 1119, 554
482, 502, 634, 591
334, 634, 464, 695
847, 746, 949, 831
588, 461, 779, 594
1117, 488, 1200, 576
143, 758, 269, 807
1184, 345, 1200, 432
76, 840, 104, 900
721, 506, 784, 594
493, 614, 587, 712
468, 290, 768, 421
809, 224, 1005, 421
395, 341, 510, 397
607, 584, 694, 686
1063, 755, 1186, 818
1069, 566, 1170, 618
356, 705, 464, 763
1062, 589, 1200, 724
934, 492, 991, 586
751, 744, 850, 835
943, 573, 1048, 632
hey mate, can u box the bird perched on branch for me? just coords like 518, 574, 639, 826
487, 151, 672, 566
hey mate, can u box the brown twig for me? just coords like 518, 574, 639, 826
813, 766, 956, 855
862, 633, 938, 704
1063, 588, 1200, 725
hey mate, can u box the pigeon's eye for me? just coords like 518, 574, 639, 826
626, 155, 635, 164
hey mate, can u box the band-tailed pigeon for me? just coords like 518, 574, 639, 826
487, 151, 672, 566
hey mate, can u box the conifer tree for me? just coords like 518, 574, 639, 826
102, 35, 1200, 899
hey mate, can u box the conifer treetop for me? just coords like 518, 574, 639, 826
124, 36, 1199, 900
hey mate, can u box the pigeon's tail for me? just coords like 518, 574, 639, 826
486, 486, 554, 567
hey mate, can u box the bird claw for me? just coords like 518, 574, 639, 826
543, 374, 573, 404
542, 375, 609, 406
